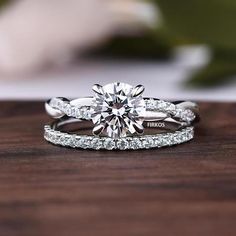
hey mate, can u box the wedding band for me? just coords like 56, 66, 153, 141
44, 82, 199, 150
44, 121, 194, 150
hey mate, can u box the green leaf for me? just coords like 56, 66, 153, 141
187, 50, 236, 87
0, 0, 10, 8
90, 32, 172, 60
155, 0, 236, 50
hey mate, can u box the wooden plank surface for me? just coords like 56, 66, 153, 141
0, 101, 236, 236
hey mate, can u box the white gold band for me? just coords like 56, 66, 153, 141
44, 125, 194, 151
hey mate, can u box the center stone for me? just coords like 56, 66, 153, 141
91, 82, 146, 139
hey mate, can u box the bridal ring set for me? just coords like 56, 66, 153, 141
44, 82, 199, 150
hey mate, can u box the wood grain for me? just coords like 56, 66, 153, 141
0, 101, 236, 236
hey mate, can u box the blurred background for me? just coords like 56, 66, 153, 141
0, 0, 235, 101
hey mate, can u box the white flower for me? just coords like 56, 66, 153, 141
0, 0, 114, 74
0, 0, 159, 74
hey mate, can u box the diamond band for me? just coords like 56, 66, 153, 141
44, 125, 194, 150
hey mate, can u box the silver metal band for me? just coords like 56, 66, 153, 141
44, 124, 194, 150
46, 97, 198, 124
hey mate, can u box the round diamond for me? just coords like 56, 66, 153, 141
130, 137, 142, 150
103, 138, 116, 150
117, 139, 130, 150
147, 99, 157, 110
91, 138, 103, 150
76, 137, 91, 149
181, 109, 196, 122
91, 82, 146, 139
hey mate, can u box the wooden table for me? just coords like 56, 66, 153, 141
0, 101, 236, 236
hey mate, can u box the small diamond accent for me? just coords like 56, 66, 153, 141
104, 138, 116, 150
79, 137, 91, 149
91, 138, 103, 150
130, 137, 142, 150
116, 139, 130, 150
147, 99, 157, 110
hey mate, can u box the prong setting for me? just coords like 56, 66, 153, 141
92, 84, 104, 95
133, 123, 144, 135
93, 123, 106, 136
131, 85, 145, 97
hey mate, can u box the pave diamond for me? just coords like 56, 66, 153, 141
117, 138, 130, 150
91, 82, 146, 139
91, 138, 103, 150
103, 138, 116, 150
130, 137, 142, 150
44, 125, 194, 150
